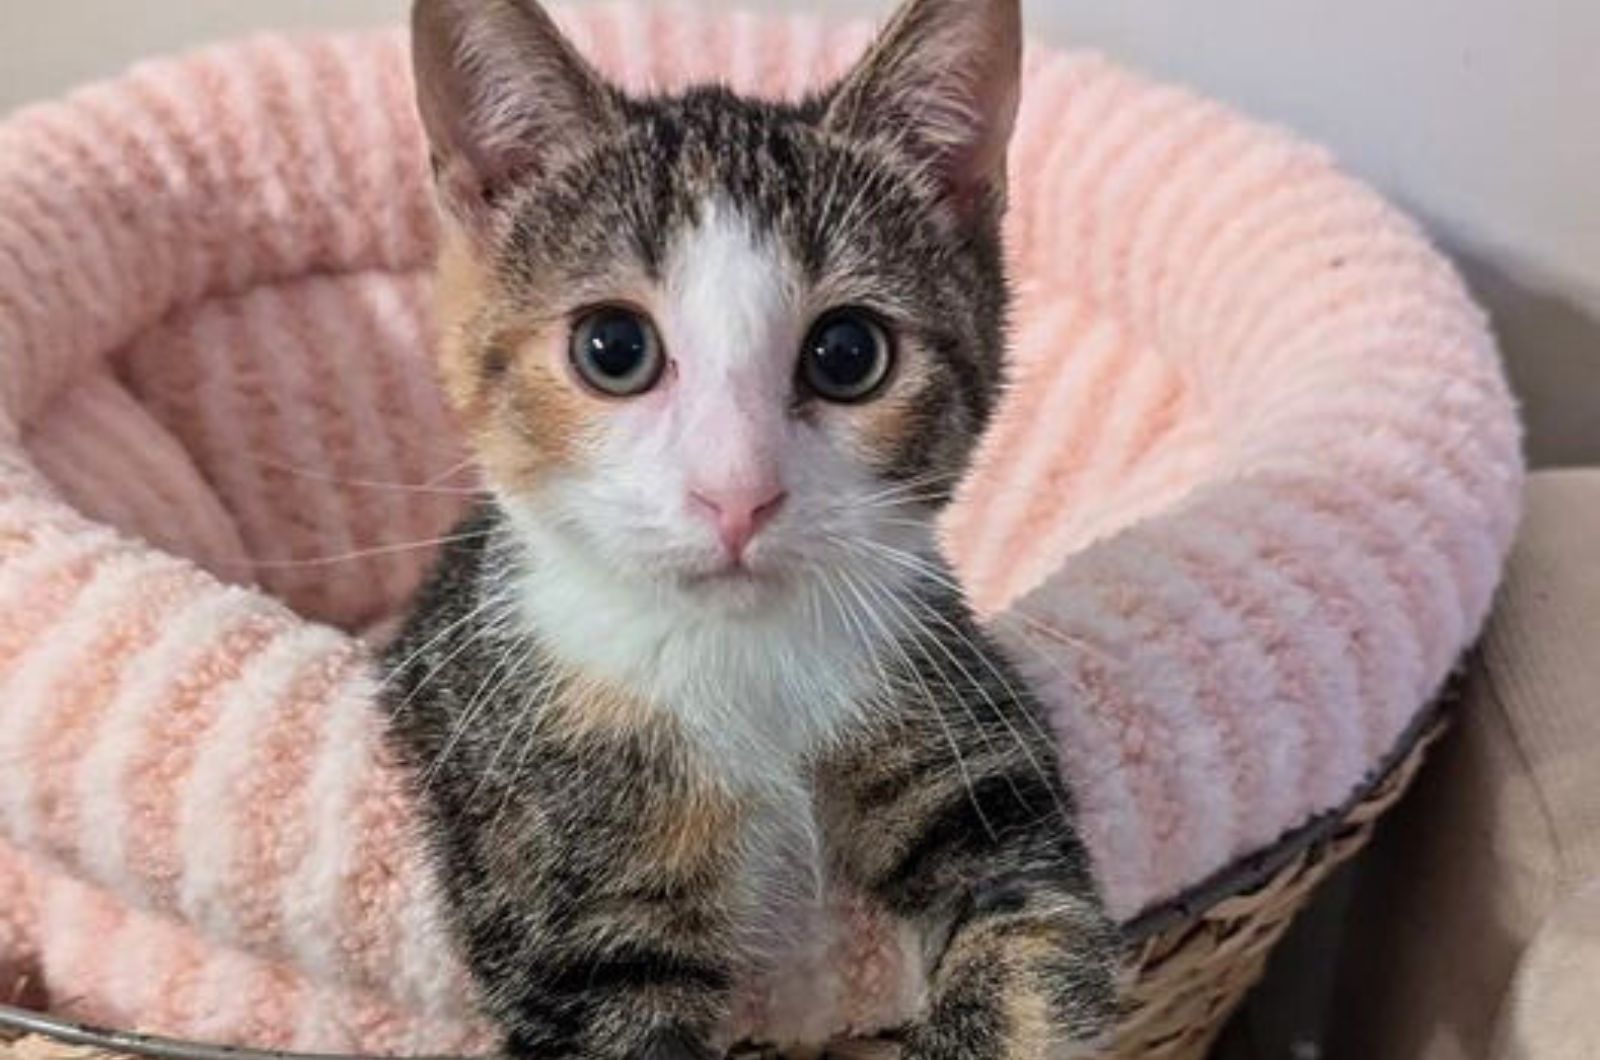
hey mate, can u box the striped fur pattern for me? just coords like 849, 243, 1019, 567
0, 4, 1521, 1055
386, 509, 1117, 1059
389, 0, 1116, 1056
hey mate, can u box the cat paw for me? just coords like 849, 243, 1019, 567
726, 1036, 901, 1060
817, 1037, 905, 1060
636, 1027, 718, 1060
726, 1041, 792, 1060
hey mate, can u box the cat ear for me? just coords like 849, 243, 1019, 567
411, 0, 620, 234
823, 0, 1022, 212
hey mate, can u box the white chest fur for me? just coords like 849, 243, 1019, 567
506, 506, 885, 790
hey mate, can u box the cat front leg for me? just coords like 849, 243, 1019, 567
456, 755, 744, 1060
492, 918, 733, 1060
453, 804, 740, 1060
892, 871, 1118, 1060
395, 696, 745, 1060
815, 616, 1120, 1060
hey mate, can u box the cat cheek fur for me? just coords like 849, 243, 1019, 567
433, 241, 614, 488
826, 346, 940, 479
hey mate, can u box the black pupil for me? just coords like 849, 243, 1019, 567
810, 317, 879, 390
585, 312, 648, 378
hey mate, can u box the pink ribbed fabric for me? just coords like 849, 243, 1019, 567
0, 5, 1522, 1052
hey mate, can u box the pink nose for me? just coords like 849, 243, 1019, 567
690, 486, 788, 560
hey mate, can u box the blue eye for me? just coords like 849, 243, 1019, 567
800, 309, 893, 403
570, 306, 664, 397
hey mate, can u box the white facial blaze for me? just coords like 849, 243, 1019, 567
508, 198, 934, 804
662, 200, 795, 508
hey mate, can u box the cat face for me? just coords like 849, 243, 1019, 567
414, 0, 1020, 613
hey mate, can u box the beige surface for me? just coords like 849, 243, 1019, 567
1494, 878, 1600, 1060
1333, 468, 1600, 1059
1, 0, 1597, 462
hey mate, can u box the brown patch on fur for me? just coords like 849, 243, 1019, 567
846, 350, 933, 467
432, 227, 496, 416
488, 339, 594, 484
643, 782, 744, 878
856, 388, 918, 464
545, 674, 656, 740
1006, 929, 1067, 966
1001, 978, 1055, 1060
998, 914, 1102, 1059
930, 920, 1056, 1060
433, 226, 598, 486
540, 676, 742, 878
932, 919, 994, 981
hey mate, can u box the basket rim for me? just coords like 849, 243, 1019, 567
1119, 669, 1461, 944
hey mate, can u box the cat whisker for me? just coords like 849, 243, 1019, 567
835, 535, 1116, 668
421, 455, 487, 487
829, 535, 1078, 829
240, 454, 486, 496
855, 485, 960, 509
418, 639, 537, 792
375, 592, 516, 698
383, 599, 518, 722
836, 561, 1023, 828
903, 591, 1078, 828
811, 565, 919, 749
473, 662, 564, 820
220, 529, 493, 570
854, 469, 963, 501
994, 612, 1118, 671
814, 475, 962, 521
841, 555, 1070, 830
827, 562, 997, 843
836, 533, 1107, 712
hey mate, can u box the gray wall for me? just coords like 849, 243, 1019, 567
5, 0, 1596, 465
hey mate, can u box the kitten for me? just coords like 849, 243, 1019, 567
382, 0, 1119, 1057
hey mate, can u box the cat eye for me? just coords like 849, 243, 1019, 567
799, 309, 894, 404
569, 306, 665, 397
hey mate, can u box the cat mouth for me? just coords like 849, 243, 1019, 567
678, 559, 786, 596
683, 563, 767, 586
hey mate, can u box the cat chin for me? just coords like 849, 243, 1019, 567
676, 566, 787, 613
675, 563, 774, 598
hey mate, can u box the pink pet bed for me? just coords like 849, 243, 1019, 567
0, 5, 1521, 1054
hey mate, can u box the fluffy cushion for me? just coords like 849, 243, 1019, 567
0, 5, 1521, 1052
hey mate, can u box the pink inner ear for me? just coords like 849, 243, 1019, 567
822, 0, 1023, 202
433, 157, 507, 231
412, 0, 617, 229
